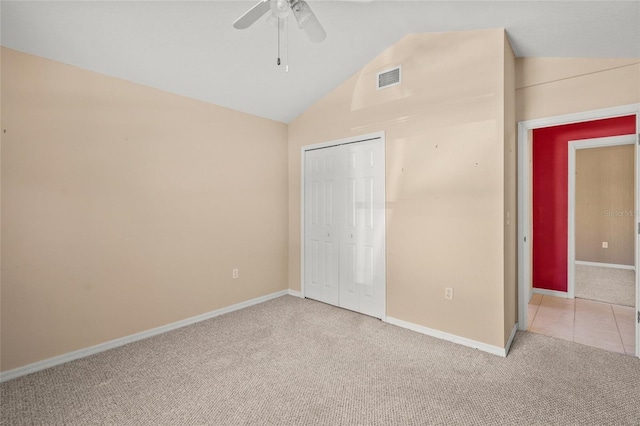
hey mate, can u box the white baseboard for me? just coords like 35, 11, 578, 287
0, 289, 289, 383
287, 289, 302, 298
385, 316, 511, 357
505, 323, 518, 356
532, 288, 571, 299
575, 260, 635, 271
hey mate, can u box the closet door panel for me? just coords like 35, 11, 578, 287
339, 141, 385, 318
304, 147, 340, 306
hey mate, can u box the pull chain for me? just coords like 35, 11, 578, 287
285, 17, 289, 72
277, 17, 281, 66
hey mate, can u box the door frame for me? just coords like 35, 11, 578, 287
517, 103, 640, 358
300, 131, 387, 320
567, 135, 636, 299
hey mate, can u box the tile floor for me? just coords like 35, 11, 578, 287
528, 294, 636, 356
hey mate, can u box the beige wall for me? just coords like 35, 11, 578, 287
0, 48, 289, 372
503, 36, 517, 345
289, 29, 514, 348
576, 144, 634, 265
516, 57, 640, 122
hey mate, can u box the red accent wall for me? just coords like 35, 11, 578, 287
532, 115, 636, 292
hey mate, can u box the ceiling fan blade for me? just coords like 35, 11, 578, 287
233, 0, 272, 30
290, 1, 326, 43
302, 13, 326, 43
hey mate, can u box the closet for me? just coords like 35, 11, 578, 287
303, 135, 386, 319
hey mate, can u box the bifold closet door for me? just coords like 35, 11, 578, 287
304, 138, 385, 319
338, 140, 385, 318
304, 146, 341, 306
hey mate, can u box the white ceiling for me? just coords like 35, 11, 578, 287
2, 1, 639, 123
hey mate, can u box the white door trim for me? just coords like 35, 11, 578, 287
567, 135, 636, 300
517, 103, 640, 359
300, 131, 387, 320
636, 115, 640, 358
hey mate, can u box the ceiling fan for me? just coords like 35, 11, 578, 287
233, 0, 326, 43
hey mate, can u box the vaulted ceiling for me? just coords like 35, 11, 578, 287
2, 1, 639, 123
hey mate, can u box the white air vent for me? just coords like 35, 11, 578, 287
377, 66, 402, 89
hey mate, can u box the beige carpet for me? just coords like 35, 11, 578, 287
575, 264, 635, 307
2, 295, 639, 425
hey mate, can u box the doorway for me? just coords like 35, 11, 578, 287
518, 104, 640, 358
568, 136, 636, 302
571, 137, 635, 355
301, 132, 386, 319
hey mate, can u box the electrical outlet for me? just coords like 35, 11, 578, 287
232, 269, 239, 279
602, 242, 608, 249
445, 287, 454, 300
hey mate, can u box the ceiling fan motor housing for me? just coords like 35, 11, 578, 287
271, 0, 291, 18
